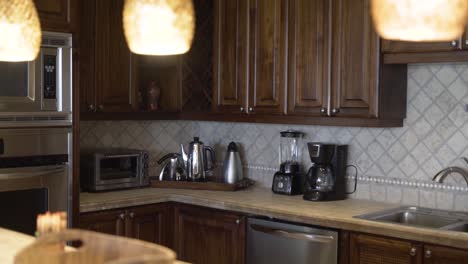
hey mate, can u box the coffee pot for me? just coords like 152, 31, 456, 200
181, 137, 216, 181
157, 153, 186, 181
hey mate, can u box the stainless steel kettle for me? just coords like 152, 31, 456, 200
181, 137, 216, 181
157, 153, 186, 181
222, 142, 243, 184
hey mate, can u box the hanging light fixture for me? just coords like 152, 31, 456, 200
0, 0, 41, 61
371, 0, 468, 41
123, 0, 195, 55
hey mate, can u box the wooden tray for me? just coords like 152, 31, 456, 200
150, 178, 255, 192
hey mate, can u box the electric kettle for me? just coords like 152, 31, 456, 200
222, 142, 243, 184
181, 137, 216, 181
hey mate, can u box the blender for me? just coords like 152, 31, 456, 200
271, 130, 304, 195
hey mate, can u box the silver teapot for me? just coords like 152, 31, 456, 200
181, 137, 216, 181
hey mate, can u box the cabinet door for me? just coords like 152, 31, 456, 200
94, 0, 137, 112
79, 209, 126, 236
330, 0, 379, 118
213, 0, 249, 114
248, 0, 287, 115
424, 245, 468, 264
174, 204, 245, 264
126, 204, 168, 245
350, 234, 422, 264
382, 40, 461, 53
34, 0, 75, 32
287, 0, 329, 116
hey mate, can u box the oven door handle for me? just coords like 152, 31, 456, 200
0, 165, 66, 180
250, 224, 335, 243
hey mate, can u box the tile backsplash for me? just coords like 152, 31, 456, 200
81, 63, 468, 211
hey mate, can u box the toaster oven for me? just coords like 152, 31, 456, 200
80, 149, 149, 192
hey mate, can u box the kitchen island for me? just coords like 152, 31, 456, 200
0, 228, 35, 264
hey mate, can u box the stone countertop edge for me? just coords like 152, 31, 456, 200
80, 187, 468, 250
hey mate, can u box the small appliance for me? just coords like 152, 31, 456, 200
272, 130, 304, 195
157, 153, 186, 181
181, 137, 216, 182
303, 143, 357, 201
80, 149, 149, 192
222, 142, 243, 184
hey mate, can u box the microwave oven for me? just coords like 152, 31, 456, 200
0, 32, 72, 127
80, 149, 149, 192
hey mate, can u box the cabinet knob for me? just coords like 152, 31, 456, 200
248, 107, 254, 112
88, 104, 95, 111
409, 247, 417, 257
465, 40, 468, 46
129, 212, 135, 218
451, 40, 458, 47
320, 108, 327, 114
425, 249, 432, 258
331, 108, 340, 115
235, 219, 241, 225
240, 107, 244, 112
119, 213, 125, 220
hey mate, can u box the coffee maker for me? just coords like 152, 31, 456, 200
303, 143, 356, 201
272, 130, 304, 195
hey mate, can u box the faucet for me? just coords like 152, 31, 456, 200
432, 157, 468, 185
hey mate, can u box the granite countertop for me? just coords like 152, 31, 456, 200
81, 187, 468, 250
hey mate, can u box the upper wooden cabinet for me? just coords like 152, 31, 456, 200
350, 233, 423, 264
34, 0, 76, 32
79, 0, 137, 113
174, 204, 246, 264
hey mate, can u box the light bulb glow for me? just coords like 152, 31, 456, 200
0, 0, 41, 61
371, 0, 468, 42
123, 0, 195, 55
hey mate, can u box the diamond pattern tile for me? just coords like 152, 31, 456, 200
80, 63, 468, 211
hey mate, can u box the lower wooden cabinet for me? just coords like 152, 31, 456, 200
423, 245, 468, 264
174, 204, 246, 264
79, 203, 170, 246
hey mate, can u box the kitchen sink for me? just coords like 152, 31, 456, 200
355, 206, 468, 231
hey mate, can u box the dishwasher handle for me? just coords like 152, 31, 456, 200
250, 224, 335, 243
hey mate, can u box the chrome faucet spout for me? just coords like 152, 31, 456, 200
432, 166, 468, 186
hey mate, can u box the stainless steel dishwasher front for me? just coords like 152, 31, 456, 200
246, 217, 338, 264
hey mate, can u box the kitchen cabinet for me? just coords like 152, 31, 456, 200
79, 0, 138, 114
34, 0, 76, 32
423, 245, 468, 264
174, 204, 246, 264
350, 233, 422, 264
80, 204, 170, 246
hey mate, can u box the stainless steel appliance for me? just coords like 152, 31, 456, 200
181, 137, 215, 182
303, 143, 357, 201
247, 218, 338, 264
0, 32, 72, 127
80, 149, 149, 192
222, 142, 243, 184
0, 127, 72, 235
157, 153, 186, 181
272, 130, 304, 195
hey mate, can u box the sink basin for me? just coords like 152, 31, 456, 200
355, 206, 468, 229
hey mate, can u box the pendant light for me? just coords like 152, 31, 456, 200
371, 0, 468, 41
0, 0, 41, 61
123, 0, 195, 55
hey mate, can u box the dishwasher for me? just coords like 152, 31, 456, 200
246, 217, 338, 264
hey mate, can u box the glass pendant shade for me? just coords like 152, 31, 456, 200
371, 0, 468, 41
0, 0, 41, 61
123, 0, 195, 55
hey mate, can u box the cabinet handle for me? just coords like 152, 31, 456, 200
129, 212, 135, 219
118, 213, 125, 220
240, 107, 244, 113
331, 108, 340, 115
235, 219, 241, 225
425, 249, 432, 258
451, 40, 458, 47
409, 247, 417, 257
320, 108, 327, 114
248, 107, 254, 112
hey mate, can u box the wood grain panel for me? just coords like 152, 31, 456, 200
80, 209, 125, 237
287, 0, 329, 116
35, 0, 76, 32
248, 0, 287, 114
331, 0, 379, 118
382, 40, 461, 53
424, 245, 468, 264
127, 204, 167, 245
